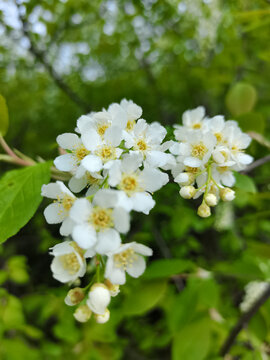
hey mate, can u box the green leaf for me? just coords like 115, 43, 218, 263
0, 94, 9, 136
122, 280, 167, 316
0, 162, 51, 244
226, 82, 257, 116
234, 172, 257, 193
144, 259, 194, 280
172, 318, 212, 360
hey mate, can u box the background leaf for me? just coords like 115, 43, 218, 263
0, 162, 51, 244
0, 94, 9, 137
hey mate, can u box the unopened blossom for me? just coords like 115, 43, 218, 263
95, 309, 110, 324
65, 287, 85, 306
70, 189, 130, 251
108, 153, 169, 214
41, 181, 76, 236
74, 304, 92, 323
105, 242, 153, 285
87, 283, 111, 315
50, 241, 86, 283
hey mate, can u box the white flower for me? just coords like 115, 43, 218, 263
240, 281, 269, 313
70, 189, 130, 252
105, 242, 153, 285
120, 98, 142, 133
227, 127, 253, 169
41, 181, 76, 236
74, 305, 92, 322
80, 126, 123, 173
108, 153, 168, 214
124, 119, 171, 168
68, 171, 103, 196
212, 165, 236, 187
87, 283, 111, 315
182, 106, 206, 130
95, 309, 110, 324
50, 241, 86, 283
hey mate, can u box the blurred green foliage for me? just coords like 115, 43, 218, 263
0, 0, 270, 359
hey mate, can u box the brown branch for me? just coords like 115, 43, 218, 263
220, 283, 270, 356
241, 154, 270, 174
15, 1, 90, 112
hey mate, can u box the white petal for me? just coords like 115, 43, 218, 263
221, 172, 236, 187
56, 133, 81, 150
54, 154, 76, 172
105, 257, 126, 285
121, 153, 142, 173
76, 115, 93, 134
72, 224, 97, 249
81, 154, 103, 172
145, 151, 170, 167
126, 255, 146, 278
113, 208, 130, 233
183, 157, 201, 167
69, 198, 92, 223
131, 192, 155, 214
140, 168, 168, 192
81, 130, 102, 151
132, 242, 153, 256
68, 176, 88, 193
50, 241, 73, 256
108, 161, 122, 187
237, 153, 253, 165
44, 203, 65, 224
60, 217, 75, 236
85, 184, 100, 196
96, 229, 121, 254
93, 189, 118, 208
104, 126, 122, 147
84, 248, 96, 258
108, 103, 127, 128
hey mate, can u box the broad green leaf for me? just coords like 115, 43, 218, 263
172, 318, 212, 360
236, 112, 265, 134
226, 82, 257, 116
144, 258, 195, 280
234, 172, 257, 193
0, 162, 51, 244
122, 280, 167, 316
0, 94, 9, 136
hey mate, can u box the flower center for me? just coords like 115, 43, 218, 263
60, 253, 80, 275
215, 133, 222, 142
126, 120, 135, 131
74, 146, 90, 162
90, 207, 113, 230
97, 124, 109, 137
191, 142, 207, 159
185, 166, 199, 174
192, 123, 201, 129
220, 150, 229, 161
56, 195, 75, 214
218, 166, 229, 173
86, 172, 101, 185
119, 174, 139, 195
114, 248, 138, 270
96, 145, 116, 162
136, 139, 148, 151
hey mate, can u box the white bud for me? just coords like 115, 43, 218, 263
197, 203, 211, 218
73, 305, 92, 323
175, 172, 195, 185
95, 309, 110, 324
87, 283, 111, 315
65, 287, 85, 306
205, 193, 218, 207
220, 188, 235, 202
179, 186, 196, 199
104, 279, 120, 297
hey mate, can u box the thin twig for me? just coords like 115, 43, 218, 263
15, 1, 90, 112
220, 283, 270, 356
0, 137, 34, 166
241, 154, 270, 174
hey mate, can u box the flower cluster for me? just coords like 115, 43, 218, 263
169, 106, 253, 217
41, 99, 172, 323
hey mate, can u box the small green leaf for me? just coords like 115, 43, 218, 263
226, 82, 257, 116
144, 259, 194, 280
172, 318, 212, 360
234, 172, 257, 193
0, 162, 51, 244
123, 280, 167, 316
0, 94, 9, 136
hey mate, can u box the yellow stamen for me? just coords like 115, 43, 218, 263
114, 248, 138, 270
191, 142, 207, 159
90, 207, 113, 231
60, 253, 80, 275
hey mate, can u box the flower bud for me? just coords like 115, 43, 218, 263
104, 279, 120, 297
73, 305, 92, 323
205, 193, 218, 207
65, 287, 85, 306
95, 309, 110, 324
220, 188, 235, 202
175, 172, 195, 186
87, 283, 111, 315
197, 203, 211, 218
179, 186, 196, 199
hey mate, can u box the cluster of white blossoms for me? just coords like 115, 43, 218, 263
41, 99, 173, 323
169, 106, 253, 217
240, 281, 269, 313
